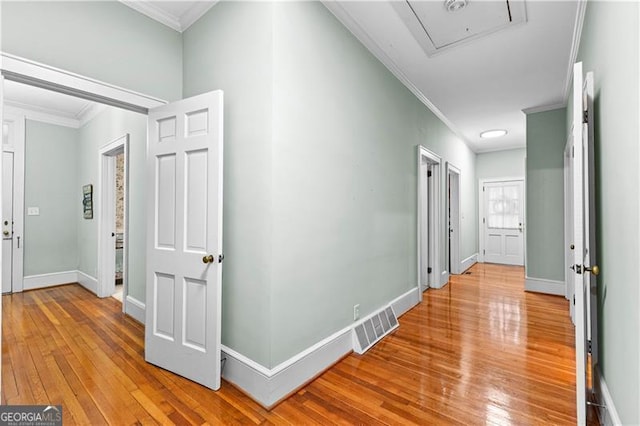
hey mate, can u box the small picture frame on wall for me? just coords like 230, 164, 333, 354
83, 184, 93, 219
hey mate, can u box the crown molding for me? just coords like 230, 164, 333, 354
4, 102, 80, 129
321, 1, 476, 153
522, 101, 567, 115
562, 0, 587, 102
78, 103, 107, 127
119, 1, 218, 33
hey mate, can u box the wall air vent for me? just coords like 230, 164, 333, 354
352, 306, 399, 354
393, 0, 527, 57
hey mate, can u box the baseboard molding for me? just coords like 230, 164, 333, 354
222, 286, 419, 409
125, 295, 146, 324
525, 276, 565, 296
77, 270, 98, 295
594, 367, 622, 425
23, 270, 78, 291
460, 253, 478, 273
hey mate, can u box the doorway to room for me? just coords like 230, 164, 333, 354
446, 163, 461, 274
418, 146, 442, 291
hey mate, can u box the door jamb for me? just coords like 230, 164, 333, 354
1, 111, 25, 293
446, 163, 461, 274
478, 176, 525, 263
417, 145, 442, 296
97, 135, 129, 302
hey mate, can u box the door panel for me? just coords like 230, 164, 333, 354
145, 91, 224, 390
2, 152, 13, 293
483, 180, 524, 265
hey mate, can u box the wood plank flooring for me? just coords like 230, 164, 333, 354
2, 264, 592, 424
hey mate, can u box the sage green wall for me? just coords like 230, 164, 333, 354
184, 1, 476, 368
525, 108, 566, 282
576, 2, 640, 422
24, 120, 78, 276
182, 2, 274, 366
77, 107, 147, 301
270, 2, 476, 366
476, 148, 526, 180
1, 1, 182, 102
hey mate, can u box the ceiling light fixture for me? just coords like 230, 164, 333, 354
444, 0, 469, 12
480, 129, 508, 139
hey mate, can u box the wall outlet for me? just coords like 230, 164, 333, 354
353, 304, 360, 321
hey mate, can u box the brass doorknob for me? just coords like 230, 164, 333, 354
3, 231, 8, 236
585, 265, 600, 276
202, 255, 214, 264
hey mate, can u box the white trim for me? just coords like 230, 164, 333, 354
417, 146, 442, 292
77, 270, 98, 294
522, 102, 567, 115
594, 367, 622, 426
441, 270, 450, 287
322, 2, 473, 153
446, 163, 461, 274
23, 270, 78, 291
124, 295, 145, 324
390, 287, 420, 318
4, 102, 80, 128
460, 253, 477, 273
79, 104, 107, 127
561, 0, 588, 104
119, 1, 218, 33
0, 53, 167, 113
221, 287, 419, 409
524, 276, 565, 296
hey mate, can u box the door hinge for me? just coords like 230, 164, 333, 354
573, 295, 575, 305
483, 217, 485, 224
587, 340, 592, 354
427, 267, 432, 274
483, 249, 486, 255
483, 186, 485, 192
583, 110, 588, 124
427, 170, 432, 178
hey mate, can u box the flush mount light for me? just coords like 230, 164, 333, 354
444, 0, 469, 12
480, 129, 508, 139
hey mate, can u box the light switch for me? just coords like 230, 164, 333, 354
27, 207, 39, 216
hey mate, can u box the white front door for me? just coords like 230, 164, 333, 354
145, 91, 224, 390
483, 180, 524, 265
570, 62, 598, 426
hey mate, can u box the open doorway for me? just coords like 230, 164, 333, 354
417, 146, 442, 292
447, 163, 461, 274
98, 135, 129, 305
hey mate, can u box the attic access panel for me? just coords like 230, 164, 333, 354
394, 0, 527, 56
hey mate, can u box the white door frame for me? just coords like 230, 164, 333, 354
446, 163, 461, 274
417, 145, 442, 294
1, 111, 25, 293
478, 176, 525, 263
563, 140, 575, 322
97, 135, 129, 302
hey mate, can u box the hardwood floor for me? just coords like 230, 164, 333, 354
2, 264, 591, 424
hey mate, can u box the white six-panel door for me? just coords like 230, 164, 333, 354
483, 180, 524, 265
145, 91, 224, 390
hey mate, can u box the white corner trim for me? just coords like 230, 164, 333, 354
321, 2, 475, 153
4, 103, 80, 128
461, 253, 478, 273
562, 0, 588, 103
23, 270, 78, 291
595, 367, 622, 426
221, 287, 419, 408
76, 270, 98, 295
522, 102, 568, 115
78, 103, 107, 127
0, 52, 167, 113
525, 276, 565, 296
124, 295, 146, 324
119, 0, 218, 33
432, 270, 449, 289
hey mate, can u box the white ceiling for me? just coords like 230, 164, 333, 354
8, 1, 583, 153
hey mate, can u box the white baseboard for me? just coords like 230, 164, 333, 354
125, 295, 145, 324
23, 270, 78, 291
460, 253, 478, 273
222, 286, 419, 408
594, 367, 622, 425
525, 276, 565, 296
76, 270, 98, 294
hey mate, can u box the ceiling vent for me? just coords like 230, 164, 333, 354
394, 0, 527, 57
352, 306, 399, 354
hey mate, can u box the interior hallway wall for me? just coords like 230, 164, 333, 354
476, 148, 525, 180
23, 120, 78, 276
